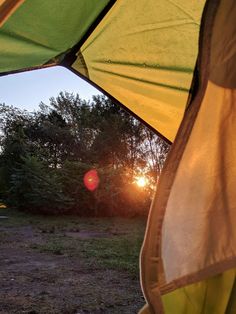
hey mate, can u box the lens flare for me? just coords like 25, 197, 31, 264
83, 169, 100, 191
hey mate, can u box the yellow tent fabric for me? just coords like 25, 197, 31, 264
1, 1, 236, 313
162, 268, 236, 314
140, 0, 236, 312
0, 0, 205, 142
72, 0, 205, 141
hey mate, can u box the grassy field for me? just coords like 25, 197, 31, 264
0, 208, 147, 313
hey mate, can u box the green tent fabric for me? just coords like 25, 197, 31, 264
0, 1, 236, 313
0, 0, 206, 142
0, 0, 111, 72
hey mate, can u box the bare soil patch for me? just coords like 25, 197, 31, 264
0, 210, 146, 313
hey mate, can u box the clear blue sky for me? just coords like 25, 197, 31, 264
0, 66, 101, 111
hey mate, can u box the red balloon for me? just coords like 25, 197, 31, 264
83, 169, 99, 191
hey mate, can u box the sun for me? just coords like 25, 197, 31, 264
136, 176, 147, 187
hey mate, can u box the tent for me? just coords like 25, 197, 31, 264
0, 1, 235, 313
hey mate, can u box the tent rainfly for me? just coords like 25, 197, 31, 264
0, 1, 235, 313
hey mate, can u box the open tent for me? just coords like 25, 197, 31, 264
0, 0, 235, 313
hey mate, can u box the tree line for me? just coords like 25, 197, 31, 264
0, 92, 169, 216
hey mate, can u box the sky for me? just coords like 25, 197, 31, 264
0, 66, 101, 111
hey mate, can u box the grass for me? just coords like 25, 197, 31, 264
30, 241, 65, 255
0, 207, 147, 312
32, 220, 145, 277
30, 234, 143, 276
80, 236, 143, 275
0, 207, 146, 278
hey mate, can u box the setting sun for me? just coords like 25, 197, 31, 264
136, 176, 147, 187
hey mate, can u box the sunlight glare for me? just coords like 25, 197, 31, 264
136, 176, 147, 188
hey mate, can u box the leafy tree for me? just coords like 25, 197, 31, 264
0, 93, 170, 216
8, 156, 72, 213
58, 160, 96, 215
25, 109, 76, 168
0, 118, 28, 198
142, 129, 170, 181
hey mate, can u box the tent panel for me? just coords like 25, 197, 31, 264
72, 0, 205, 141
140, 0, 236, 311
0, 0, 110, 73
140, 268, 236, 313
72, 50, 89, 78
74, 62, 190, 141
160, 79, 236, 284
209, 0, 236, 88
0, 0, 24, 27
162, 0, 236, 284
162, 268, 236, 314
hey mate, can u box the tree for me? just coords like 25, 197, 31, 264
0, 93, 170, 216
142, 129, 170, 181
8, 155, 72, 213
0, 116, 29, 198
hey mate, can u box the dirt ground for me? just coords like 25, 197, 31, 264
0, 212, 146, 314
